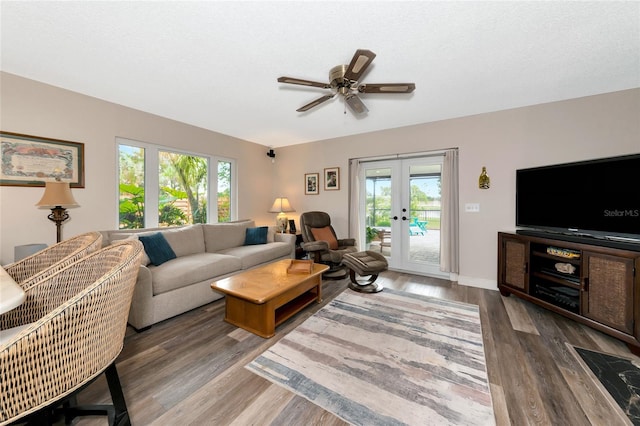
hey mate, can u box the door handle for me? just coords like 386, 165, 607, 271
392, 216, 398, 221
402, 216, 408, 221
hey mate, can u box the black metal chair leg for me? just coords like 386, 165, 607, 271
105, 363, 130, 426
51, 362, 129, 426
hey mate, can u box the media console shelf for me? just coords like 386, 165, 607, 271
498, 232, 640, 354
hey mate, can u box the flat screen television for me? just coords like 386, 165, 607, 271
516, 154, 640, 242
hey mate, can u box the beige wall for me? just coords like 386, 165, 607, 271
0, 72, 276, 264
1, 71, 638, 288
276, 88, 639, 287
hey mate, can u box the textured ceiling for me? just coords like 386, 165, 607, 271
1, 1, 639, 148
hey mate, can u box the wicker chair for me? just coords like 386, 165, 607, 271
3, 231, 103, 286
0, 239, 144, 426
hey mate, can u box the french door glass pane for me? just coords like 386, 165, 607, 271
158, 151, 208, 226
365, 167, 392, 227
118, 145, 145, 229
408, 164, 441, 264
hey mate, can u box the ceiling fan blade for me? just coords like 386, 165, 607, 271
344, 93, 368, 114
358, 83, 416, 93
343, 49, 376, 82
278, 76, 331, 89
296, 94, 335, 112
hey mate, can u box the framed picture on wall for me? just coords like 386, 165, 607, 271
305, 172, 319, 195
0, 131, 85, 187
324, 167, 339, 191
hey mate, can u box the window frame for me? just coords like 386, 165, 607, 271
116, 137, 236, 228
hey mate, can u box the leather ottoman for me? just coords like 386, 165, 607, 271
342, 250, 388, 293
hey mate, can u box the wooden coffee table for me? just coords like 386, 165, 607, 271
210, 259, 329, 338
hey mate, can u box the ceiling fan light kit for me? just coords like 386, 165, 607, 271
278, 49, 415, 115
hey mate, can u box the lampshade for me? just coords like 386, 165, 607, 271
36, 181, 79, 208
269, 197, 295, 213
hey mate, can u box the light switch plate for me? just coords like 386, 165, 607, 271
465, 203, 480, 212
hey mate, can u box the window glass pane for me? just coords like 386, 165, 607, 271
409, 164, 441, 231
217, 160, 231, 222
118, 145, 145, 229
158, 151, 208, 226
365, 168, 392, 227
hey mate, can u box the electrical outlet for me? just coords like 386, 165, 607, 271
465, 203, 480, 212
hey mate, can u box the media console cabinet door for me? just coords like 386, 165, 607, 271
499, 234, 529, 292
582, 251, 635, 335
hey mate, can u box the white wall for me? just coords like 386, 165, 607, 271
0, 72, 276, 264
1, 71, 637, 289
275, 88, 640, 288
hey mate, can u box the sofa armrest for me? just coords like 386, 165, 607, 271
274, 232, 296, 258
302, 241, 329, 252
127, 265, 154, 330
274, 233, 295, 244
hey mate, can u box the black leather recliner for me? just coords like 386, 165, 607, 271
299, 211, 357, 275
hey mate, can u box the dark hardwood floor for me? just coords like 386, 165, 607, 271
73, 270, 633, 425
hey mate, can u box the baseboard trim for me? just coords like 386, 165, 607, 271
385, 269, 497, 291
457, 275, 497, 291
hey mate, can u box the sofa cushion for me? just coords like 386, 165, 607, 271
244, 226, 268, 245
161, 225, 205, 257
150, 253, 242, 295
219, 242, 292, 269
203, 221, 254, 252
311, 226, 338, 249
109, 233, 151, 265
139, 233, 177, 266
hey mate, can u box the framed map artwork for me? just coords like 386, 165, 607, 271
1, 132, 85, 187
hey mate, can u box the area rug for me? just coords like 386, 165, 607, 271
246, 288, 494, 425
573, 346, 640, 425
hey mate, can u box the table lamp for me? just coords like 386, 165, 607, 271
36, 181, 79, 242
269, 197, 295, 233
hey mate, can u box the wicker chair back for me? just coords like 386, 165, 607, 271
0, 239, 144, 425
3, 231, 103, 286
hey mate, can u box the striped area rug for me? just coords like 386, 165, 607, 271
246, 288, 495, 425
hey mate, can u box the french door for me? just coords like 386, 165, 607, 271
360, 156, 445, 276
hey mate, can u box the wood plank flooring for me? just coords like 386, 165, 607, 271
72, 270, 634, 425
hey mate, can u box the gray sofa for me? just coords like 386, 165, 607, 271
100, 220, 295, 330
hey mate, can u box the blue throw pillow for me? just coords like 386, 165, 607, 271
244, 226, 268, 245
138, 232, 177, 266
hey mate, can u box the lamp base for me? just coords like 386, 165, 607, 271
48, 206, 70, 243
276, 216, 288, 233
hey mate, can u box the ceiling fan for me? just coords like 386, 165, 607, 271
277, 49, 415, 114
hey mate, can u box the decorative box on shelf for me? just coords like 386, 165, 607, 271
546, 246, 580, 259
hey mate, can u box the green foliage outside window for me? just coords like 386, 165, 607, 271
119, 145, 145, 229
120, 145, 227, 229
159, 152, 208, 226
217, 161, 231, 222
119, 183, 145, 229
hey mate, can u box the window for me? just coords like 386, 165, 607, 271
217, 160, 232, 222
119, 145, 145, 228
118, 139, 236, 229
